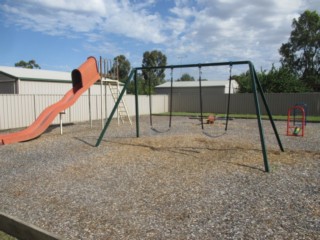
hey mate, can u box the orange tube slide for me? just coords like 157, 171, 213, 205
0, 57, 100, 145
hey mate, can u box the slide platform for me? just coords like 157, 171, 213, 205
0, 57, 100, 145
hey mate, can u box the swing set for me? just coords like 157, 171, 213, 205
95, 60, 284, 173
148, 64, 233, 136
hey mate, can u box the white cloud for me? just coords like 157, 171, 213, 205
1, 0, 167, 43
102, 6, 166, 44
83, 40, 122, 57
164, 0, 318, 67
1, 2, 102, 36
22, 0, 108, 14
0, 0, 319, 73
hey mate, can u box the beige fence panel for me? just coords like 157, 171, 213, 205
0, 95, 34, 129
0, 94, 168, 130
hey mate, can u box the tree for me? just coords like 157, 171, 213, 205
279, 10, 320, 91
142, 50, 167, 94
127, 72, 145, 94
110, 55, 131, 83
260, 66, 310, 93
15, 60, 41, 69
233, 71, 252, 93
177, 73, 195, 81
234, 65, 310, 93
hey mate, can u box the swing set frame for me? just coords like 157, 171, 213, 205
95, 60, 284, 173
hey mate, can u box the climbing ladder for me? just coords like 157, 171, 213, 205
107, 80, 132, 125
98, 56, 132, 126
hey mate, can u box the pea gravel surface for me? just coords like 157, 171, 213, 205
0, 116, 319, 239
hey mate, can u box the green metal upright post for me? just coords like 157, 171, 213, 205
95, 70, 135, 147
198, 66, 204, 130
225, 63, 232, 131
134, 70, 140, 137
249, 62, 270, 172
253, 69, 284, 152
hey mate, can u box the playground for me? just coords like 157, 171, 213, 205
0, 116, 319, 239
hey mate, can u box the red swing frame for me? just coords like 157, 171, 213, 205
287, 106, 305, 137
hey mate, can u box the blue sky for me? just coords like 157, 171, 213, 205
0, 0, 319, 80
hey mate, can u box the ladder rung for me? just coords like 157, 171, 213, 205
109, 82, 132, 125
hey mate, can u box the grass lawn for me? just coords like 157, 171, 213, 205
0, 231, 16, 240
154, 112, 320, 122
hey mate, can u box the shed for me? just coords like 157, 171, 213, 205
154, 80, 239, 95
0, 66, 73, 94
0, 66, 121, 95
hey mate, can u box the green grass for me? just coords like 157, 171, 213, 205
0, 231, 16, 240
153, 112, 320, 122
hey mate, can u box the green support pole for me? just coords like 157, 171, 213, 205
249, 62, 270, 172
198, 66, 204, 130
253, 69, 284, 152
95, 70, 135, 147
134, 70, 140, 137
225, 64, 232, 131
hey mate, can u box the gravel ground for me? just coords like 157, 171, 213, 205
0, 116, 319, 239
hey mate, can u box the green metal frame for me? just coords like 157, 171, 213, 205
95, 60, 284, 172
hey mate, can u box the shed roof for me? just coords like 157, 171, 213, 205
155, 80, 238, 88
0, 66, 71, 82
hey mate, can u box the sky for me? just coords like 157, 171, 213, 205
0, 0, 319, 80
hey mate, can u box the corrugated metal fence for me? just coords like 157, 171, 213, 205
0, 94, 168, 130
0, 93, 319, 130
172, 92, 320, 115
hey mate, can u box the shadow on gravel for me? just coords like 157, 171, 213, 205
107, 140, 267, 172
45, 123, 75, 134
222, 161, 265, 172
73, 136, 97, 147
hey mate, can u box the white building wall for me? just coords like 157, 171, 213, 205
224, 80, 239, 94
18, 81, 70, 94
18, 81, 118, 95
